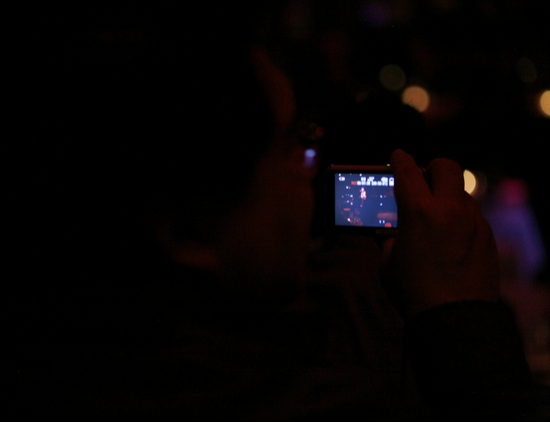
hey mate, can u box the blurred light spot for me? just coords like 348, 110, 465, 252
539, 90, 550, 117
464, 169, 487, 198
304, 148, 317, 168
359, 2, 390, 28
379, 64, 406, 91
463, 169, 477, 195
402, 86, 430, 112
516, 57, 537, 83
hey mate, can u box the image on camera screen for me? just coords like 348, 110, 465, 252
334, 172, 397, 228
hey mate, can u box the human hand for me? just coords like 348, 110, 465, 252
381, 150, 500, 318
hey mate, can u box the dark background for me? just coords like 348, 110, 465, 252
3, 2, 550, 406
6, 1, 550, 285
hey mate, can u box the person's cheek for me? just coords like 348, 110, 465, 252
282, 180, 315, 263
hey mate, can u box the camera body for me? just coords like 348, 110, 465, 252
325, 164, 398, 236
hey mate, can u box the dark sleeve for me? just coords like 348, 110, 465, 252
405, 300, 550, 421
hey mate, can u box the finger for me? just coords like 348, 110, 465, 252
390, 149, 431, 207
426, 157, 464, 198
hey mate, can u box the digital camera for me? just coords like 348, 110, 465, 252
325, 165, 398, 236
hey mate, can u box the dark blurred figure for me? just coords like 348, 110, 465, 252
484, 177, 546, 283
482, 176, 550, 385
322, 91, 428, 166
5, 3, 550, 421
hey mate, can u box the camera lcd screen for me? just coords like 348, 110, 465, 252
333, 170, 398, 230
